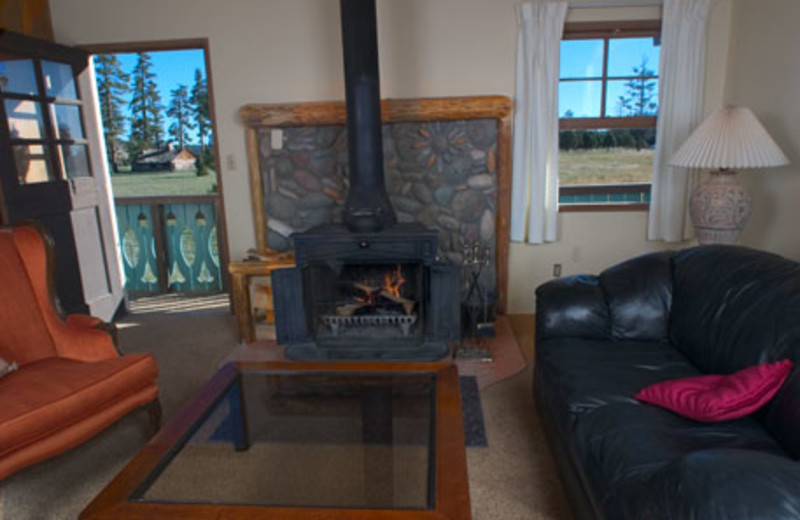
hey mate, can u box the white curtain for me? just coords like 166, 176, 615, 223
510, 1, 567, 244
647, 0, 713, 242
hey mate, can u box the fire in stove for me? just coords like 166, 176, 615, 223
322, 264, 419, 338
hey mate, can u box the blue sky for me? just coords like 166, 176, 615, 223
559, 37, 661, 119
96, 49, 207, 145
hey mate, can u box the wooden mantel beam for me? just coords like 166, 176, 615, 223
240, 95, 512, 128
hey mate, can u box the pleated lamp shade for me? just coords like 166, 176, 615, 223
671, 106, 789, 170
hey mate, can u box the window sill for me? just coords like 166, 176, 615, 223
559, 203, 649, 213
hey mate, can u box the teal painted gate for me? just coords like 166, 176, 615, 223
115, 196, 224, 295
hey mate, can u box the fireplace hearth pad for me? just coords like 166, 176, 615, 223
272, 223, 460, 360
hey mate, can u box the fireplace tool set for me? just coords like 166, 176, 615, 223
455, 241, 494, 361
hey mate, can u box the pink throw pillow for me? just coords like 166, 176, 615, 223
635, 360, 794, 422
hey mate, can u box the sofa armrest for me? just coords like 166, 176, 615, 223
630, 449, 800, 520
52, 317, 120, 362
65, 314, 103, 329
535, 274, 610, 342
66, 314, 120, 348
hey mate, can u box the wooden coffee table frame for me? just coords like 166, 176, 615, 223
81, 361, 471, 520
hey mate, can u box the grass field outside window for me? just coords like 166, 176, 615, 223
559, 147, 653, 186
111, 169, 217, 198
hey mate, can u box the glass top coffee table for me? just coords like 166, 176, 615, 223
81, 361, 471, 519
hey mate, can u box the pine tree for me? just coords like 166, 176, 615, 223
618, 56, 658, 117
167, 84, 194, 149
128, 53, 164, 160
581, 131, 598, 150
614, 130, 636, 149
559, 130, 577, 151
189, 68, 211, 153
602, 131, 617, 150
94, 54, 129, 172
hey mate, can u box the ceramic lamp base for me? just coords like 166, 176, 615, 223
689, 170, 752, 245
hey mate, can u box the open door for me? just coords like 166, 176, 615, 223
0, 31, 124, 320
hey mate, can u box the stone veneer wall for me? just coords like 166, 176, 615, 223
258, 119, 498, 296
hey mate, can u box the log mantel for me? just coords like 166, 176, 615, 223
240, 95, 512, 127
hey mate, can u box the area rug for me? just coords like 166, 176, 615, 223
460, 375, 488, 447
204, 375, 488, 448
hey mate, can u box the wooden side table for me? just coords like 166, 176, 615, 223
228, 253, 294, 343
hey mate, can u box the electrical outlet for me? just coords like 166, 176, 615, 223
553, 263, 562, 277
225, 154, 236, 170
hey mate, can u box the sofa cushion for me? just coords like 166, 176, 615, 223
574, 405, 790, 519
599, 251, 672, 342
537, 338, 700, 419
535, 275, 610, 342
0, 354, 158, 455
670, 245, 800, 374
635, 360, 794, 422
618, 449, 800, 520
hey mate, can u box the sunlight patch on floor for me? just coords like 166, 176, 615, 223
115, 322, 140, 329
128, 293, 230, 315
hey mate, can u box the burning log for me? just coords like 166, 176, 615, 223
379, 290, 415, 316
353, 281, 379, 295
336, 303, 369, 317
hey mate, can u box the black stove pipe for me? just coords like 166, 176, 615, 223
340, 0, 397, 232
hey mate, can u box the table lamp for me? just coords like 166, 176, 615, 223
670, 106, 789, 245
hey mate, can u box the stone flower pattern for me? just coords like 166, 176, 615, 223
394, 122, 471, 175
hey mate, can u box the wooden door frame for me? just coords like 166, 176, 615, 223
80, 38, 231, 293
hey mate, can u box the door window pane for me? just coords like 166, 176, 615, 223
42, 61, 78, 99
560, 40, 604, 79
607, 38, 660, 78
5, 99, 45, 139
51, 104, 85, 140
13, 144, 54, 184
606, 79, 658, 117
0, 59, 38, 96
559, 81, 602, 118
60, 144, 91, 178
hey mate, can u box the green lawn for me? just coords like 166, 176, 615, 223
111, 169, 217, 197
559, 148, 653, 185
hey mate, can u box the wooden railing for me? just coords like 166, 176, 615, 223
115, 195, 224, 295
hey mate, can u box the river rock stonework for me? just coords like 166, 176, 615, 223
259, 119, 498, 296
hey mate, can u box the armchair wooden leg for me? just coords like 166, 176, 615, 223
146, 398, 163, 437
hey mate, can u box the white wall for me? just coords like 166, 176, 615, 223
725, 0, 800, 260
49, 0, 732, 313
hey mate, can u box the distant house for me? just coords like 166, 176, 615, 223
132, 147, 196, 172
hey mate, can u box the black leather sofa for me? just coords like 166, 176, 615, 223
534, 245, 800, 520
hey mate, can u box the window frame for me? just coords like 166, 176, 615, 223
0, 48, 92, 186
558, 19, 661, 212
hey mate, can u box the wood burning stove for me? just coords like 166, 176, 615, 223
270, 0, 461, 360
272, 224, 460, 360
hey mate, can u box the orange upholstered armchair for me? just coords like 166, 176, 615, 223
0, 224, 160, 480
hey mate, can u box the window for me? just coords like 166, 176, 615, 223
0, 55, 91, 184
558, 21, 661, 210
